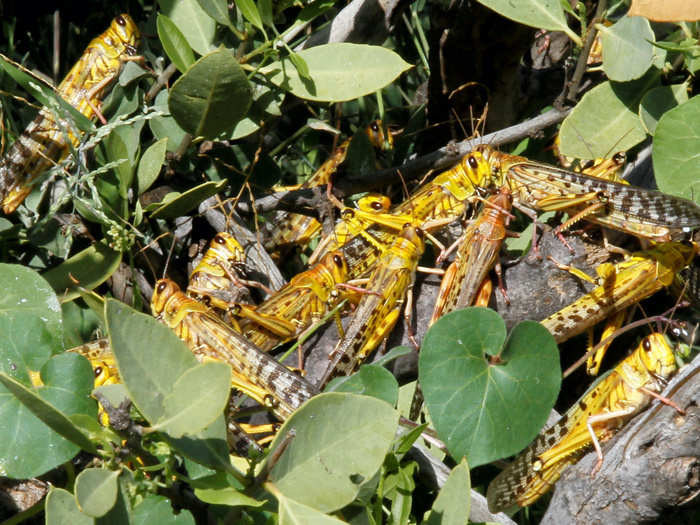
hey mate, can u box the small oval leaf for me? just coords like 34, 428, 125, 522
600, 16, 655, 81
45, 487, 93, 525
159, 0, 216, 55
157, 13, 196, 74
653, 94, 700, 203
419, 308, 560, 468
147, 180, 228, 219
559, 75, 659, 159
639, 83, 688, 135
169, 49, 252, 139
267, 393, 398, 512
137, 138, 168, 195
75, 468, 120, 517
43, 242, 122, 303
261, 43, 411, 102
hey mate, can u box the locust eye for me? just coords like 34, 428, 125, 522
613, 152, 626, 163
332, 254, 343, 268
467, 155, 478, 170
370, 122, 379, 132
157, 281, 168, 293
116, 15, 126, 26
94, 367, 103, 377
370, 201, 383, 210
214, 235, 225, 245
642, 337, 651, 352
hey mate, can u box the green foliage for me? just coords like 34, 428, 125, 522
1, 1, 699, 523
420, 308, 560, 468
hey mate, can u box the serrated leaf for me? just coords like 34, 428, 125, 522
147, 180, 228, 218
327, 364, 398, 406
106, 299, 198, 424
157, 14, 195, 74
600, 16, 655, 81
559, 74, 659, 159
419, 308, 560, 468
169, 49, 252, 139
652, 94, 700, 203
424, 458, 470, 525
45, 487, 93, 525
75, 468, 120, 517
159, 0, 216, 55
476, 0, 580, 45
133, 494, 196, 525
261, 43, 411, 102
639, 83, 688, 134
152, 361, 231, 437
42, 242, 122, 303
266, 393, 398, 512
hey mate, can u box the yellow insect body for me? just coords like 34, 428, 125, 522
320, 225, 425, 387
240, 250, 352, 351
540, 242, 695, 344
151, 279, 317, 420
431, 187, 512, 324
487, 333, 678, 512
0, 14, 141, 213
467, 145, 700, 240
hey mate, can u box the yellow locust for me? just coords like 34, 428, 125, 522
540, 242, 695, 373
487, 332, 680, 512
431, 186, 513, 324
319, 224, 425, 387
466, 145, 700, 242
152, 279, 318, 420
0, 14, 141, 213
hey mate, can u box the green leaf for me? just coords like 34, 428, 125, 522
150, 91, 188, 152
146, 180, 228, 219
277, 493, 347, 525
152, 361, 231, 437
476, 0, 581, 45
158, 0, 216, 55
0, 368, 96, 454
169, 49, 252, 139
42, 242, 122, 303
137, 138, 168, 195
289, 52, 311, 81
45, 487, 93, 525
261, 43, 412, 102
167, 415, 233, 472
74, 468, 120, 517
0, 264, 63, 350
600, 16, 655, 81
157, 14, 196, 74
235, 0, 263, 30
0, 53, 94, 132
327, 365, 398, 406
653, 95, 700, 203
424, 458, 470, 525
266, 393, 398, 513
106, 299, 198, 424
559, 74, 659, 159
105, 121, 144, 198
639, 83, 689, 135
133, 494, 196, 525
195, 487, 266, 507
419, 308, 560, 468
197, 0, 234, 28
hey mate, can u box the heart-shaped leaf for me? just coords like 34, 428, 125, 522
419, 307, 560, 467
